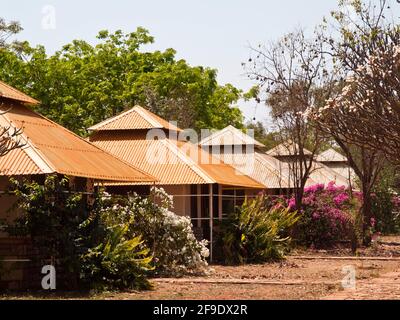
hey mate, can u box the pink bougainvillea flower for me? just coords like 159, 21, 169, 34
333, 193, 349, 206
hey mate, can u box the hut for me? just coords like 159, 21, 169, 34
88, 107, 264, 258
266, 141, 351, 188
199, 125, 291, 193
200, 128, 352, 190
316, 148, 355, 182
0, 81, 155, 288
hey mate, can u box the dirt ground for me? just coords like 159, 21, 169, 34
2, 236, 400, 300
105, 257, 400, 300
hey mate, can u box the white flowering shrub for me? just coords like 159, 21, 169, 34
150, 210, 209, 276
98, 187, 209, 276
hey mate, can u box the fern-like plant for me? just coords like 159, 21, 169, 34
221, 195, 299, 265
80, 223, 153, 291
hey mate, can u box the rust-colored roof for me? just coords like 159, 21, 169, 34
90, 131, 209, 185
178, 141, 264, 189
0, 100, 156, 183
89, 107, 263, 188
88, 106, 183, 133
0, 80, 39, 105
0, 147, 43, 176
89, 130, 263, 189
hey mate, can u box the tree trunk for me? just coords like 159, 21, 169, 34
362, 190, 373, 246
350, 227, 358, 254
295, 182, 305, 211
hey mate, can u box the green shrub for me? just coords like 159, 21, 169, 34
8, 176, 88, 288
371, 191, 400, 235
220, 195, 299, 265
371, 166, 400, 234
79, 222, 153, 291
8, 177, 208, 289
7, 176, 153, 291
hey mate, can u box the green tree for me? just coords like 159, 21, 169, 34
0, 27, 243, 135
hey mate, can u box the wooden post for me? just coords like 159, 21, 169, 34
209, 184, 213, 263
86, 178, 95, 207
197, 184, 202, 228
218, 184, 223, 221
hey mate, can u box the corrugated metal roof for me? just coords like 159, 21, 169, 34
0, 147, 42, 176
325, 165, 355, 181
199, 125, 265, 147
265, 143, 350, 187
317, 148, 348, 163
198, 125, 291, 189
272, 160, 350, 188
0, 98, 156, 183
89, 131, 264, 189
266, 141, 312, 157
198, 127, 351, 189
90, 131, 210, 185
274, 160, 349, 188
200, 147, 291, 189
88, 106, 183, 132
309, 162, 350, 187
178, 141, 265, 189
0, 80, 39, 105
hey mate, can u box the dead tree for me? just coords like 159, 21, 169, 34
245, 29, 334, 209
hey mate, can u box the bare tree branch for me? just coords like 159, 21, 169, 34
0, 101, 26, 157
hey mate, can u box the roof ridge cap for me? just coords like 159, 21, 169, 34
88, 108, 140, 131
200, 126, 264, 147
134, 106, 164, 129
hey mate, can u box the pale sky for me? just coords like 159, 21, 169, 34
1, 0, 361, 127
